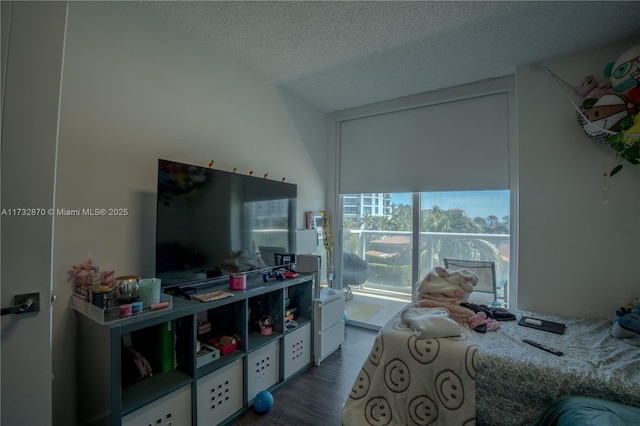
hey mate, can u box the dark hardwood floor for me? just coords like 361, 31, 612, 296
232, 325, 378, 426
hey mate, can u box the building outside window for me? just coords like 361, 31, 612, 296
341, 190, 510, 307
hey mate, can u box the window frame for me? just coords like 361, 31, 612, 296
329, 76, 518, 311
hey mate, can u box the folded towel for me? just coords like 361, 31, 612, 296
400, 307, 461, 338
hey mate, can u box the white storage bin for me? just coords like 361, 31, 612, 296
283, 323, 311, 379
122, 384, 191, 426
197, 359, 244, 426
247, 340, 281, 401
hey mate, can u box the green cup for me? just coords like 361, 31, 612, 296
138, 277, 161, 305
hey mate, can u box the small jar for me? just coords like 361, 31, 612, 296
119, 304, 132, 318
131, 302, 143, 315
91, 287, 114, 309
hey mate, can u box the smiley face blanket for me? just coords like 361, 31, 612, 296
342, 310, 477, 426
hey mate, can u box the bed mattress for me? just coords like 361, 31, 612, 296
474, 311, 640, 425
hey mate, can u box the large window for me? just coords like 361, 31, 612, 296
343, 193, 413, 292
341, 190, 510, 305
336, 78, 514, 315
418, 190, 510, 305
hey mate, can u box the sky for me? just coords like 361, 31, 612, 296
392, 190, 510, 219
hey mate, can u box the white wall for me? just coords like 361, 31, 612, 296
516, 42, 640, 318
52, 2, 327, 424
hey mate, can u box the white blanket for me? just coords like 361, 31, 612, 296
343, 311, 477, 426
400, 307, 462, 339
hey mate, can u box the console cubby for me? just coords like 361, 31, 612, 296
285, 281, 313, 327
247, 289, 283, 351
74, 274, 313, 426
196, 299, 246, 378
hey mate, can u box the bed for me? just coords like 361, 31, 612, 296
343, 307, 640, 426
474, 310, 640, 425
342, 311, 478, 425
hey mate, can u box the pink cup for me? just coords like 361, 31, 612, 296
229, 275, 246, 291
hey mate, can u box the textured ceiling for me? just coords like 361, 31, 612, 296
139, 1, 640, 113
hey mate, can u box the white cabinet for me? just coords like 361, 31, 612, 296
313, 289, 345, 365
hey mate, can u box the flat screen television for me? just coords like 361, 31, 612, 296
155, 159, 297, 288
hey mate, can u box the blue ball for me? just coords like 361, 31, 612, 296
254, 390, 274, 414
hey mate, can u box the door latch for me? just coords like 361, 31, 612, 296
1, 292, 40, 316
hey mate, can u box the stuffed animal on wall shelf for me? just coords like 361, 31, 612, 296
604, 44, 640, 105
574, 75, 616, 107
582, 94, 638, 132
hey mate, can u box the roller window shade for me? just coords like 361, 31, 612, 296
339, 92, 510, 194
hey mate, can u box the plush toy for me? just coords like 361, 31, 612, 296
415, 266, 478, 303
586, 83, 617, 103
582, 94, 638, 132
604, 44, 640, 105
574, 75, 598, 97
574, 75, 617, 108
621, 113, 640, 136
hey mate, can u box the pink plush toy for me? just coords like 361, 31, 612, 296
586, 82, 616, 100
574, 75, 598, 97
574, 75, 616, 106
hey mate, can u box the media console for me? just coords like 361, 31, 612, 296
74, 274, 313, 426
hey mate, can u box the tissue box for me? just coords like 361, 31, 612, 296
197, 321, 211, 335
196, 343, 220, 368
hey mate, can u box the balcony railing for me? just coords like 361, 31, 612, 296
343, 229, 510, 293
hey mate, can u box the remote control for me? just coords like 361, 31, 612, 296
522, 339, 563, 356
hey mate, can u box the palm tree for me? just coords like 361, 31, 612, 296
346, 199, 508, 287
342, 217, 360, 253
419, 206, 503, 275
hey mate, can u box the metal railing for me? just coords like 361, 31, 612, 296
343, 229, 510, 294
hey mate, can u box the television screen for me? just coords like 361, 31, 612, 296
155, 159, 297, 288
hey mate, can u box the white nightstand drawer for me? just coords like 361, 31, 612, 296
319, 295, 345, 331
318, 319, 344, 361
